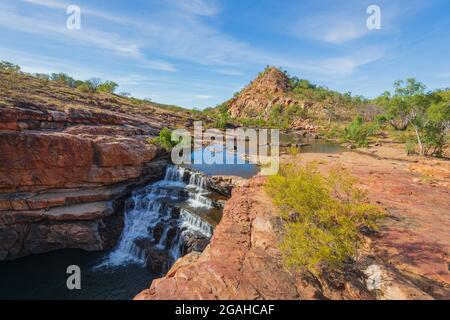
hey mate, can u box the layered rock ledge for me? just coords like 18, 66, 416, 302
0, 74, 191, 259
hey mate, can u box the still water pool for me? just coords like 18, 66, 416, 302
0, 249, 156, 300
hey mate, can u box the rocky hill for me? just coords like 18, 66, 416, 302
228, 67, 301, 118
0, 70, 194, 259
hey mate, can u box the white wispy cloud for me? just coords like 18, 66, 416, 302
194, 94, 214, 99
170, 0, 221, 17
216, 69, 245, 76
1, 2, 176, 71
23, 0, 66, 10
0, 9, 140, 56
292, 11, 370, 44
5, 0, 393, 86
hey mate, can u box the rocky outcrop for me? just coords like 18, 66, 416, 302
228, 67, 303, 119
291, 118, 321, 136
0, 72, 189, 260
206, 175, 246, 197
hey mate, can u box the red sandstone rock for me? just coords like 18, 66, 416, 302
228, 68, 303, 119
0, 72, 181, 260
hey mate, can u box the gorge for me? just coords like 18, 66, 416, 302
1, 67, 448, 300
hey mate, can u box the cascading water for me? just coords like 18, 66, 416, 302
97, 166, 215, 270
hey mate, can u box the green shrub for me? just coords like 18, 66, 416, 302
0, 61, 21, 90
405, 139, 416, 155
341, 116, 378, 147
421, 101, 450, 157
149, 128, 181, 151
77, 82, 94, 93
239, 117, 267, 127
50, 73, 77, 88
320, 124, 343, 140
0, 61, 20, 73
266, 163, 383, 273
374, 114, 388, 127
33, 73, 50, 81
97, 81, 118, 94
286, 146, 300, 156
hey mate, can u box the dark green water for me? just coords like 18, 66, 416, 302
0, 249, 157, 300
280, 134, 344, 154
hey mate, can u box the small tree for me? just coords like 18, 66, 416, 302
50, 73, 77, 87
86, 78, 102, 92
394, 79, 430, 155
422, 100, 450, 156
33, 73, 50, 81
77, 82, 94, 93
0, 61, 20, 73
97, 81, 118, 94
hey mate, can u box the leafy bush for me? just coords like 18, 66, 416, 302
238, 117, 267, 127
0, 61, 21, 89
207, 103, 232, 129
286, 146, 300, 156
97, 81, 118, 94
320, 124, 344, 140
265, 163, 383, 273
77, 82, 94, 93
341, 116, 378, 147
374, 114, 388, 127
33, 73, 50, 81
150, 128, 181, 151
0, 61, 21, 73
421, 99, 450, 157
405, 139, 416, 155
50, 73, 77, 88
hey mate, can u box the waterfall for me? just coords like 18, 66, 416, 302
180, 209, 212, 238
96, 166, 215, 269
186, 171, 213, 208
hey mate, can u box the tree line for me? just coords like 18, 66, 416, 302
1, 60, 120, 95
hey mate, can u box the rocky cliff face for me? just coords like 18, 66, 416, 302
0, 71, 191, 260
228, 67, 301, 119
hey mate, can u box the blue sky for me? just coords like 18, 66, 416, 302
0, 0, 449, 109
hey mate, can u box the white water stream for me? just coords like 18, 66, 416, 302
97, 166, 214, 269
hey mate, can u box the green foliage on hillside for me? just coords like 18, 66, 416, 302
266, 163, 383, 273
0, 60, 21, 73
0, 61, 202, 129
289, 75, 366, 107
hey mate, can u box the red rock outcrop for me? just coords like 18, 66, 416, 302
228, 67, 304, 119
0, 71, 192, 260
